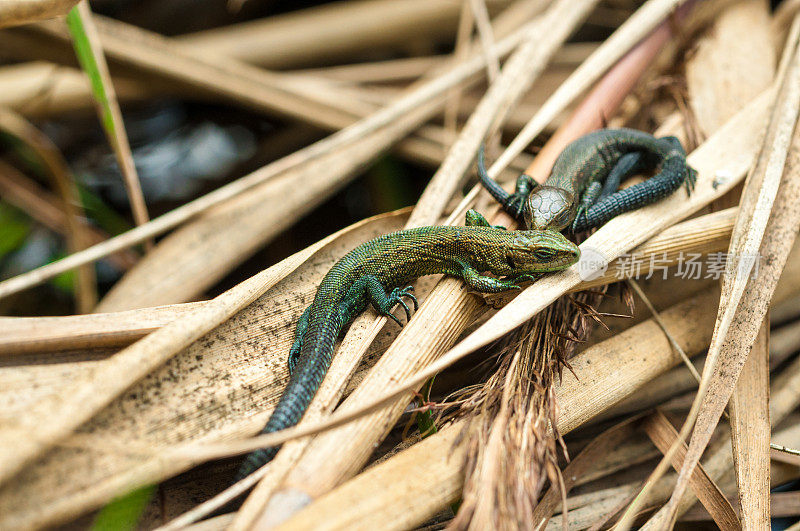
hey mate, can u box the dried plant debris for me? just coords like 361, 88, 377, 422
1, 1, 800, 530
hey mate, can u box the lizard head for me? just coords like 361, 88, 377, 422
524, 186, 576, 231
504, 230, 580, 274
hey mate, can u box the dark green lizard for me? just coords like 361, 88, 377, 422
236, 210, 579, 479
478, 128, 697, 233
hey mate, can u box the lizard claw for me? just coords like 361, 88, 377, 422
572, 209, 589, 233
386, 312, 404, 327
386, 286, 419, 325
684, 167, 697, 195
396, 298, 411, 321
400, 285, 419, 311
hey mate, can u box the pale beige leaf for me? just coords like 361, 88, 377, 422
0, 0, 79, 28
729, 322, 771, 528
639, 412, 739, 530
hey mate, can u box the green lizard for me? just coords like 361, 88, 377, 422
236, 210, 579, 479
478, 128, 697, 233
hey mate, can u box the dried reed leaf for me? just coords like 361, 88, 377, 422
553, 350, 800, 529
729, 321, 771, 528
0, 61, 150, 116
639, 412, 738, 530
636, 22, 800, 528
268, 419, 468, 531
443, 1, 475, 136
0, 301, 205, 355
631, 334, 800, 527
571, 207, 736, 292
552, 420, 800, 529
686, 0, 775, 211
0, 0, 79, 29
531, 417, 641, 530
681, 492, 800, 522
686, 0, 775, 137
180, 0, 512, 69
0, 210, 411, 529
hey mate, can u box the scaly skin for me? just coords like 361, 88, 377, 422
236, 210, 579, 479
478, 128, 697, 233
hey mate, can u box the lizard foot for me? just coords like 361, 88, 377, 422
500, 273, 540, 285
684, 166, 698, 195
386, 286, 419, 325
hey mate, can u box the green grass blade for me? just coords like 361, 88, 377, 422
91, 484, 155, 531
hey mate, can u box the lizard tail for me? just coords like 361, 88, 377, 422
235, 311, 343, 481
477, 145, 513, 207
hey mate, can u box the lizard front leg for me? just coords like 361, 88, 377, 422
457, 259, 520, 293
465, 209, 506, 229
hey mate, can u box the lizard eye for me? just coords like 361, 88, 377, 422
533, 249, 556, 261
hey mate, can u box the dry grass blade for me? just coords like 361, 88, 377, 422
571, 207, 736, 291
639, 411, 739, 530
0, 0, 79, 28
0, 107, 96, 312
0, 301, 205, 355
729, 321, 771, 528
181, 0, 505, 69
531, 418, 642, 530
65, 1, 150, 238
443, 1, 475, 136
0, 159, 136, 271
270, 420, 469, 531
632, 19, 800, 528
468, 0, 501, 82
